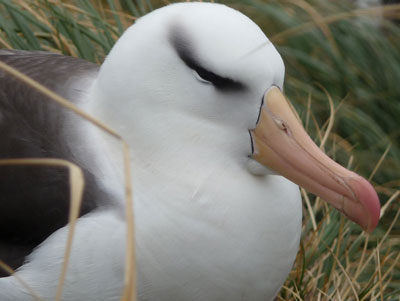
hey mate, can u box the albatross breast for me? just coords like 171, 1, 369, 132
0, 2, 380, 301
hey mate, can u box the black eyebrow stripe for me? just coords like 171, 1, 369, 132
169, 26, 245, 92
184, 57, 245, 91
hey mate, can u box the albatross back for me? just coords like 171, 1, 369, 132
0, 50, 104, 276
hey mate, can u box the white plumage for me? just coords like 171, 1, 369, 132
0, 2, 380, 300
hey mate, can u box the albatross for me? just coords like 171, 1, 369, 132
0, 2, 380, 300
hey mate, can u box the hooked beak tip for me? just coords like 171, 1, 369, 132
346, 177, 381, 232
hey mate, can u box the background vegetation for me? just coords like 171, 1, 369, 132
0, 0, 399, 299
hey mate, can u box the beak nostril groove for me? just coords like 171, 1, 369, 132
248, 130, 255, 155
256, 95, 264, 125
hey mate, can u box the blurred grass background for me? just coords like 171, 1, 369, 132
0, 0, 399, 299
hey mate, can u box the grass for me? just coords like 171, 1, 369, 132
0, 0, 399, 300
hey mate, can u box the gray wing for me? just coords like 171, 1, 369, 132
0, 49, 99, 100
0, 50, 105, 276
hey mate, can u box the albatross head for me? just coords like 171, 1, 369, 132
92, 2, 380, 232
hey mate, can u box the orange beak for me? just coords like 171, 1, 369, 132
251, 87, 380, 232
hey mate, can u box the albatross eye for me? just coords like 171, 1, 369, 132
169, 31, 245, 91
192, 64, 226, 87
191, 64, 245, 91
194, 69, 212, 84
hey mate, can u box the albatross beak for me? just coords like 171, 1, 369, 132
251, 87, 380, 232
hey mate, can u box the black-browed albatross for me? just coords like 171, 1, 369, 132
0, 2, 380, 300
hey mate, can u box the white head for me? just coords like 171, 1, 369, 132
91, 2, 380, 231
93, 3, 283, 172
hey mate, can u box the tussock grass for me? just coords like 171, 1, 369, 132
0, 0, 399, 300
276, 100, 399, 300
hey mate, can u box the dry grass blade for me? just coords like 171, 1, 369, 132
121, 142, 136, 301
353, 234, 368, 277
305, 91, 312, 131
324, 243, 360, 301
0, 158, 83, 300
271, 4, 400, 43
310, 110, 324, 147
0, 61, 136, 300
282, 0, 339, 54
316, 287, 335, 300
15, 1, 62, 51
281, 285, 303, 300
0, 260, 41, 301
0, 61, 119, 139
320, 95, 348, 134
357, 208, 400, 280
0, 35, 12, 49
301, 188, 317, 231
361, 252, 400, 300
315, 84, 335, 150
380, 190, 399, 218
368, 143, 392, 182
326, 218, 345, 292
57, 162, 84, 301
375, 245, 384, 301
14, 0, 78, 56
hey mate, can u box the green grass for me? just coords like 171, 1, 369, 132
0, 0, 399, 300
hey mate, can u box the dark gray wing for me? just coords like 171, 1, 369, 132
0, 50, 105, 276
0, 49, 99, 99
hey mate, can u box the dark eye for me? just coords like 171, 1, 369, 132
193, 65, 224, 85
191, 64, 244, 91
193, 69, 212, 84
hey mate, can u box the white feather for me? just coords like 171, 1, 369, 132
0, 3, 302, 300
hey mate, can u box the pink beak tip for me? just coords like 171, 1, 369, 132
349, 176, 381, 232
